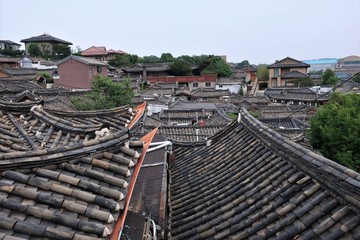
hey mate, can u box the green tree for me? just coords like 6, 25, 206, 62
52, 44, 71, 58
169, 59, 192, 76
236, 60, 250, 69
308, 93, 360, 171
256, 64, 269, 81
321, 69, 338, 86
160, 53, 174, 62
0, 49, 24, 57
238, 87, 244, 96
108, 54, 139, 68
352, 72, 360, 84
292, 77, 314, 87
28, 43, 42, 56
201, 56, 232, 77
138, 55, 160, 63
38, 72, 53, 83
71, 75, 134, 110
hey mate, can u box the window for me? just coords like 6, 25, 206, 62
218, 85, 223, 88
274, 68, 279, 77
193, 83, 198, 87
205, 82, 211, 87
97, 66, 102, 73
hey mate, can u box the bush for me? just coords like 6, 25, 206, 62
71, 75, 134, 110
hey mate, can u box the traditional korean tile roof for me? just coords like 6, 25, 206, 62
0, 101, 154, 239
258, 117, 307, 130
168, 107, 360, 239
149, 125, 224, 142
250, 104, 316, 119
264, 87, 314, 95
0, 80, 42, 94
281, 70, 308, 79
1, 68, 37, 77
0, 57, 20, 64
268, 92, 329, 102
155, 108, 231, 126
242, 96, 270, 105
138, 107, 231, 142
20, 34, 72, 45
107, 49, 127, 55
191, 89, 230, 98
81, 46, 107, 56
122, 63, 170, 73
268, 57, 310, 68
169, 100, 218, 110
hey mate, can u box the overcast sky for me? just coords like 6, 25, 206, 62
0, 0, 359, 64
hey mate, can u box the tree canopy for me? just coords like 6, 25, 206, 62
257, 64, 269, 81
138, 55, 161, 64
321, 69, 338, 86
352, 72, 360, 84
108, 54, 139, 68
200, 56, 232, 77
108, 53, 233, 77
169, 59, 192, 76
28, 43, 42, 56
71, 75, 134, 110
52, 44, 71, 58
235, 60, 250, 69
308, 93, 360, 171
160, 53, 174, 62
292, 77, 314, 87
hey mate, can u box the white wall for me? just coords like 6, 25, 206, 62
216, 83, 243, 94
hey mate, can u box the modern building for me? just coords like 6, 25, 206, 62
0, 40, 21, 51
21, 34, 72, 55
55, 55, 108, 89
303, 58, 338, 72
267, 57, 310, 88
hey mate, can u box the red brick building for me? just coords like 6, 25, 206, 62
55, 55, 108, 89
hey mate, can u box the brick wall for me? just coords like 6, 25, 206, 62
55, 59, 107, 89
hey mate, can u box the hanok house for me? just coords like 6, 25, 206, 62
0, 57, 20, 68
216, 77, 246, 94
167, 107, 360, 239
137, 107, 232, 142
0, 98, 164, 239
0, 68, 37, 80
81, 46, 127, 62
267, 57, 310, 88
147, 75, 217, 91
55, 55, 108, 89
178, 88, 230, 103
122, 63, 170, 81
21, 34, 72, 55
266, 91, 329, 106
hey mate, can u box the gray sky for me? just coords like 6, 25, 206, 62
0, 0, 359, 64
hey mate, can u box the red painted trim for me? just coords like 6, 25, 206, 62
110, 127, 158, 240
127, 102, 146, 130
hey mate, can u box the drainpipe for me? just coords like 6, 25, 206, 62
195, 128, 199, 141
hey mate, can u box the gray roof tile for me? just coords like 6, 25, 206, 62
0, 100, 147, 239
168, 107, 360, 239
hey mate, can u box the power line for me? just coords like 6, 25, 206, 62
283, 71, 360, 120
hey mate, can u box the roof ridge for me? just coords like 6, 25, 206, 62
239, 107, 360, 210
